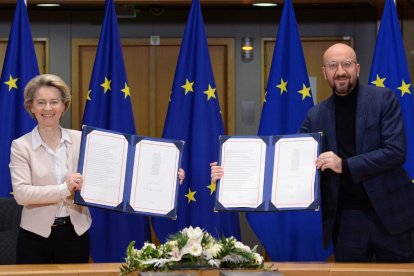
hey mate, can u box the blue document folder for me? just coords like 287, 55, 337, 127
74, 125, 184, 219
215, 132, 321, 212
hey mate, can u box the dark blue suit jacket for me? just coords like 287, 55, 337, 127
301, 84, 414, 248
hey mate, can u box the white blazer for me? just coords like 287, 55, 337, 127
10, 127, 91, 238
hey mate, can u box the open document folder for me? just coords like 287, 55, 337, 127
74, 125, 184, 219
215, 133, 321, 212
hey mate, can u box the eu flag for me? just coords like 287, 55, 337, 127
246, 0, 332, 261
369, 0, 414, 179
81, 0, 150, 262
151, 0, 240, 242
0, 0, 38, 197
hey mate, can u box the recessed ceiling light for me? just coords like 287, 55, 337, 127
252, 3, 278, 7
36, 3, 61, 7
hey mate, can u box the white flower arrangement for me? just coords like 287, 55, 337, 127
120, 226, 264, 275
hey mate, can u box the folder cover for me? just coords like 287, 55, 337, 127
215, 133, 321, 212
75, 125, 184, 219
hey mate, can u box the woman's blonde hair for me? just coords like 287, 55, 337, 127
24, 74, 71, 118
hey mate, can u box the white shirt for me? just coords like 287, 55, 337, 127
32, 127, 71, 218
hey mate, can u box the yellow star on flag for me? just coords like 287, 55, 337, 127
185, 188, 196, 204
86, 90, 92, 101
181, 79, 194, 95
298, 84, 312, 100
4, 75, 18, 91
276, 78, 288, 94
264, 91, 267, 103
207, 182, 216, 195
121, 83, 131, 99
204, 85, 217, 101
101, 77, 112, 93
371, 74, 386, 87
397, 80, 411, 97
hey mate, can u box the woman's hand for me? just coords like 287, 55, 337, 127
210, 162, 224, 183
66, 173, 83, 193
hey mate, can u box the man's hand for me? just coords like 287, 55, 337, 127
316, 151, 342, 173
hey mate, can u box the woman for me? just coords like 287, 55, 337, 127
10, 74, 91, 264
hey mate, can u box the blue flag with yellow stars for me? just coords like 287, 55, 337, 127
81, 0, 150, 262
0, 0, 38, 197
246, 0, 332, 261
151, 0, 240, 242
369, 0, 414, 180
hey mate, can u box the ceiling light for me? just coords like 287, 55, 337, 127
36, 3, 61, 7
252, 3, 278, 7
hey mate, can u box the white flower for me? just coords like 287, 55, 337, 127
186, 238, 198, 247
166, 240, 178, 247
142, 242, 156, 250
170, 246, 181, 261
234, 241, 244, 249
253, 253, 264, 264
235, 241, 251, 252
189, 243, 203, 256
203, 249, 214, 260
121, 228, 264, 275
208, 259, 221, 268
180, 245, 190, 256
183, 226, 204, 244
183, 227, 204, 250
203, 243, 222, 259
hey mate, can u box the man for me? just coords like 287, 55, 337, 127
300, 43, 414, 262
211, 43, 414, 262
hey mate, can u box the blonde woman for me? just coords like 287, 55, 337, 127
10, 74, 91, 264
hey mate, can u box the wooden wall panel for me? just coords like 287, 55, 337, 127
0, 39, 48, 75
153, 43, 180, 137
71, 38, 235, 136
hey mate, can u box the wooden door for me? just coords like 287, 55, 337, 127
71, 38, 235, 137
0, 39, 48, 74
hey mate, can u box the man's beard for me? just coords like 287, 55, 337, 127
333, 79, 355, 95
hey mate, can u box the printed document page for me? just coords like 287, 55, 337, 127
80, 130, 128, 207
218, 138, 266, 208
129, 140, 180, 215
271, 137, 317, 208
